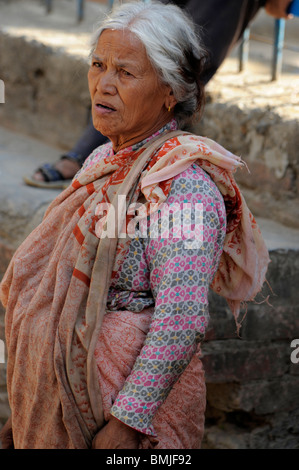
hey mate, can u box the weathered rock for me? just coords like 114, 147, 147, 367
206, 376, 299, 415
0, 366, 9, 426
202, 423, 251, 449
0, 32, 90, 150
207, 246, 299, 342
202, 339, 291, 382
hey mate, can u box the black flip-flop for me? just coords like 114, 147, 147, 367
23, 163, 73, 189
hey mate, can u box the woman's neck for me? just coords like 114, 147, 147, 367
111, 115, 176, 153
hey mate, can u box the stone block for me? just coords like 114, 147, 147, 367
0, 364, 9, 427
0, 32, 90, 149
0, 392, 10, 422
202, 423, 251, 449
204, 408, 299, 449
205, 300, 237, 341
206, 247, 299, 342
206, 376, 299, 415
248, 408, 299, 449
290, 363, 299, 376
201, 339, 290, 383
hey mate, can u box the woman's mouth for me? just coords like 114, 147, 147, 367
95, 102, 116, 114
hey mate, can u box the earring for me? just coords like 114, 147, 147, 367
168, 106, 171, 112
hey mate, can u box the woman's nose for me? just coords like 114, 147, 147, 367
96, 70, 117, 95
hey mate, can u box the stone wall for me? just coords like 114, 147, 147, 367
202, 248, 299, 448
0, 31, 91, 151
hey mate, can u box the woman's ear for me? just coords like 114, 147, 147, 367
165, 87, 177, 110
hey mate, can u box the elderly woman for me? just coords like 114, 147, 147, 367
0, 1, 269, 449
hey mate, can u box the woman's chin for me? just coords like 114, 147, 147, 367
92, 118, 112, 139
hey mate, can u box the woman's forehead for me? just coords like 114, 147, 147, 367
95, 29, 146, 58
93, 29, 153, 74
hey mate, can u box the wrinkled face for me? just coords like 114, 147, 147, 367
88, 29, 175, 151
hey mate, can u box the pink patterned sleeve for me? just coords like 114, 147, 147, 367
110, 164, 226, 436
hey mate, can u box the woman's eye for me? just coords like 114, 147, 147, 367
92, 61, 102, 68
121, 69, 132, 77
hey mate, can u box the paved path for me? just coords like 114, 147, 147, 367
0, 126, 61, 248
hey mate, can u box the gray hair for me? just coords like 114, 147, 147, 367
90, 1, 207, 127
